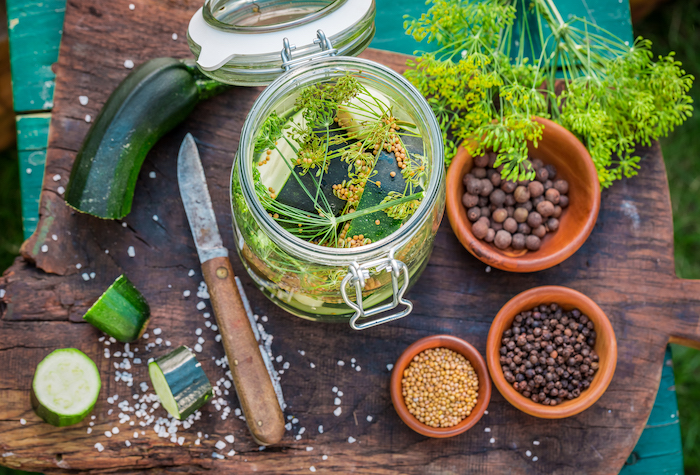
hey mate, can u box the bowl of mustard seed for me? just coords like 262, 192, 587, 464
390, 335, 491, 437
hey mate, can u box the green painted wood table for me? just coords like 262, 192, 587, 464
2, 0, 684, 473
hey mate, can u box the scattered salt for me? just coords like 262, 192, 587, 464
127, 246, 135, 257
128, 3, 135, 9
194, 344, 202, 352
332, 387, 338, 393
333, 407, 342, 417
82, 273, 90, 281
95, 443, 104, 452
51, 234, 58, 241
188, 269, 195, 277
85, 114, 92, 123
225, 435, 234, 443
149, 171, 156, 178
532, 456, 539, 462
337, 391, 343, 397
227, 449, 235, 456
26, 168, 32, 174
20, 419, 26, 425
526, 450, 532, 457
348, 437, 356, 444
334, 398, 341, 405
105, 431, 112, 438
124, 59, 134, 69
153, 328, 162, 335
125, 440, 131, 447
489, 438, 495, 443
196, 328, 202, 335
215, 440, 226, 450
41, 244, 48, 253
183, 290, 191, 298
322, 455, 328, 460
337, 360, 345, 366
355, 365, 361, 372
152, 215, 159, 222
79, 95, 88, 105
310, 363, 315, 368
112, 427, 119, 434
366, 415, 373, 422
310, 467, 316, 473
484, 427, 491, 432
197, 301, 206, 310
172, 33, 178, 40
57, 186, 65, 194
533, 441, 540, 445
318, 425, 323, 433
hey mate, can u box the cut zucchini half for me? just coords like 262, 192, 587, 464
31, 348, 101, 427
148, 346, 212, 420
83, 274, 150, 343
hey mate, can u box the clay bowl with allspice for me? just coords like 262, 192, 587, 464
390, 335, 491, 438
486, 286, 617, 419
446, 117, 601, 272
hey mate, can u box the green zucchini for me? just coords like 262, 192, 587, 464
65, 57, 229, 219
83, 275, 150, 342
149, 346, 212, 420
31, 349, 101, 427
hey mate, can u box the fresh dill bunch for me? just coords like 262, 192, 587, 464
296, 73, 362, 128
404, 0, 694, 188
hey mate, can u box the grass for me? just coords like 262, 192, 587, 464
635, 1, 700, 473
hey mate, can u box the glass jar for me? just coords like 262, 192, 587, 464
189, 1, 445, 329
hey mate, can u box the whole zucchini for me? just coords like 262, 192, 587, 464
65, 58, 229, 219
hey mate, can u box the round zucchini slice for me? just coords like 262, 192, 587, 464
149, 346, 212, 420
31, 348, 101, 427
83, 274, 150, 342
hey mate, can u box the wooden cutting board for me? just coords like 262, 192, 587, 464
1, 0, 699, 473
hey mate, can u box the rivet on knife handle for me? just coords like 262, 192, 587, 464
202, 256, 285, 445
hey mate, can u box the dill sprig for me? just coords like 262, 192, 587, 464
404, 0, 694, 187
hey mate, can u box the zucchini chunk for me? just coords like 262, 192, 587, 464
149, 346, 212, 420
83, 274, 150, 343
31, 348, 101, 427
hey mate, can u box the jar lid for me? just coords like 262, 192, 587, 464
187, 0, 376, 86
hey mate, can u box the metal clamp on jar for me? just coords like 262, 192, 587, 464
188, 0, 445, 328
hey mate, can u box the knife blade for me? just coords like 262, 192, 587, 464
177, 133, 285, 446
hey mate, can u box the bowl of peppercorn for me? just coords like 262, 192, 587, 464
445, 117, 600, 272
486, 286, 617, 419
390, 335, 491, 437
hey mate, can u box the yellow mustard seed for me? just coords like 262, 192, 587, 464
401, 347, 479, 428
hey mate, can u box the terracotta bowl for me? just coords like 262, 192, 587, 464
390, 335, 491, 437
486, 286, 617, 419
446, 117, 601, 272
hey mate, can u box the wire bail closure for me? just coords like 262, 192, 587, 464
281, 29, 338, 71
340, 249, 413, 330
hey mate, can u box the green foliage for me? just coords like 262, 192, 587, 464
404, 0, 694, 188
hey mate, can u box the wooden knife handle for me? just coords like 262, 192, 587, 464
202, 256, 285, 445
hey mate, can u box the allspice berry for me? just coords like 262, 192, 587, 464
493, 208, 508, 223
545, 188, 560, 204
546, 218, 560, 232
467, 207, 481, 222
553, 179, 569, 194
518, 223, 531, 235
559, 195, 569, 208
526, 235, 541, 251
536, 167, 549, 182
527, 211, 543, 228
462, 192, 479, 209
485, 228, 496, 243
512, 233, 526, 250
528, 180, 544, 198
531, 158, 544, 170
491, 221, 504, 231
490, 172, 502, 187
514, 186, 531, 203
466, 176, 482, 195
514, 207, 529, 223
504, 194, 516, 207
545, 164, 557, 179
553, 205, 562, 219
506, 206, 515, 217
504, 217, 518, 234
536, 200, 555, 218
533, 225, 547, 238
479, 179, 494, 197
472, 167, 487, 178
480, 206, 491, 218
494, 230, 512, 249
474, 154, 489, 168
472, 217, 489, 239
501, 180, 517, 193
490, 189, 506, 207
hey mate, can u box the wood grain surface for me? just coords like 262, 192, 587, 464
1, 0, 699, 473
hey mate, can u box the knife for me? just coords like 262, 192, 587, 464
177, 133, 285, 446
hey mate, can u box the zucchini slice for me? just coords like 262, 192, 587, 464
83, 275, 150, 343
148, 346, 212, 420
31, 349, 101, 427
65, 57, 229, 219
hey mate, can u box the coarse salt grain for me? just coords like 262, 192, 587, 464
533, 441, 540, 445
124, 59, 134, 69
526, 451, 532, 457
337, 360, 345, 366
58, 186, 65, 194
197, 301, 206, 310
183, 290, 191, 298
188, 269, 195, 277
333, 407, 342, 417
85, 114, 92, 122
90, 272, 96, 279
347, 437, 356, 444
310, 362, 315, 368
153, 328, 162, 335
152, 215, 158, 221
215, 334, 221, 342
112, 427, 119, 434
20, 419, 26, 425
366, 415, 373, 422
172, 33, 178, 40
82, 273, 90, 281
52, 174, 61, 182
129, 3, 135, 9
127, 246, 135, 257
310, 467, 316, 473
489, 438, 495, 443
387, 364, 394, 371
334, 398, 341, 405
332, 387, 338, 393
95, 443, 104, 452
194, 344, 202, 352
79, 95, 88, 105
227, 449, 235, 456
26, 168, 32, 174
484, 427, 491, 432
195, 328, 202, 335
337, 391, 343, 397
122, 222, 127, 227
225, 435, 234, 443
215, 440, 226, 450
105, 431, 112, 438
322, 455, 328, 460
51, 234, 58, 240
41, 245, 48, 253
125, 440, 131, 447
318, 425, 323, 433
532, 456, 539, 462
355, 365, 361, 372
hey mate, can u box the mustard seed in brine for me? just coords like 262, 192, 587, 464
401, 347, 479, 428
